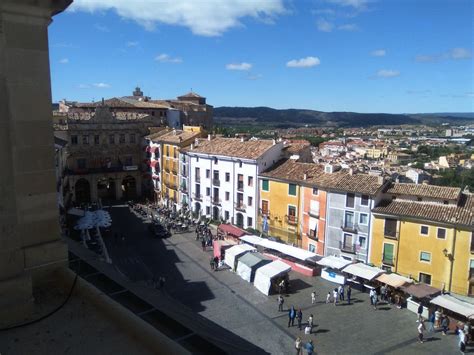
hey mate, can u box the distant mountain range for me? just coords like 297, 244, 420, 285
214, 106, 474, 128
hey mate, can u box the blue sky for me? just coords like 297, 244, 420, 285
49, 0, 473, 113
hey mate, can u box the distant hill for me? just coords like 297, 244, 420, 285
214, 106, 474, 128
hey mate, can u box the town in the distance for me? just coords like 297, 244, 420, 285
53, 86, 474, 353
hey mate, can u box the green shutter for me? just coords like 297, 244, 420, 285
383, 243, 394, 263
262, 179, 269, 191
288, 184, 297, 196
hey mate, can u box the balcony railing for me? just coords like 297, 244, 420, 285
286, 215, 298, 225
306, 230, 318, 241
212, 179, 220, 187
341, 223, 358, 234
212, 198, 222, 206
193, 193, 202, 201
308, 209, 319, 218
235, 202, 246, 212
384, 230, 399, 240
339, 241, 356, 254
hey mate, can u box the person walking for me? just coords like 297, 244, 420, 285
428, 312, 435, 332
347, 285, 352, 305
333, 288, 338, 306
201, 239, 206, 251
326, 291, 331, 304
311, 291, 316, 304
441, 315, 450, 335
380, 285, 387, 302
435, 308, 442, 328
417, 303, 424, 322
295, 337, 303, 355
278, 295, 284, 312
288, 306, 296, 327
305, 340, 314, 355
308, 314, 314, 334
418, 319, 426, 343
459, 328, 467, 354
213, 256, 219, 271
369, 289, 374, 306
339, 284, 345, 301
297, 309, 303, 330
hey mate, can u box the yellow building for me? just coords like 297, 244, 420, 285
154, 126, 204, 209
366, 146, 388, 159
371, 183, 474, 296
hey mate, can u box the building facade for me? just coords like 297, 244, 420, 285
301, 185, 327, 255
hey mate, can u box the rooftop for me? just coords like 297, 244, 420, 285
188, 138, 277, 160
151, 129, 202, 145
260, 159, 323, 183
386, 183, 461, 200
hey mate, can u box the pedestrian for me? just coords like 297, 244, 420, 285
338, 284, 345, 301
288, 306, 296, 327
210, 257, 215, 270
295, 337, 303, 355
311, 291, 316, 304
333, 288, 338, 306
417, 303, 424, 322
279, 279, 285, 294
297, 309, 303, 330
326, 291, 331, 304
308, 314, 314, 334
380, 285, 387, 302
435, 308, 442, 328
347, 285, 352, 305
428, 312, 435, 332
441, 315, 450, 335
201, 239, 206, 251
213, 256, 219, 271
305, 340, 314, 355
459, 329, 467, 354
278, 295, 284, 312
372, 291, 378, 310
418, 319, 426, 343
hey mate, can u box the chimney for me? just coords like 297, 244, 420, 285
272, 139, 276, 145
190, 143, 194, 150
208, 134, 211, 141
241, 137, 244, 143
303, 173, 307, 180
349, 168, 353, 176
195, 138, 199, 146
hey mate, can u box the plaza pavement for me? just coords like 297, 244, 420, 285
106, 205, 465, 354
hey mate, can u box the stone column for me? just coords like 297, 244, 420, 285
0, 0, 72, 326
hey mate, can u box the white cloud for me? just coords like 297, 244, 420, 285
370, 49, 386, 57
246, 73, 263, 80
77, 84, 90, 89
286, 56, 321, 68
337, 23, 359, 31
59, 58, 69, 64
326, 0, 369, 9
94, 23, 110, 32
70, 0, 286, 37
126, 41, 139, 47
375, 69, 400, 78
154, 54, 183, 63
415, 54, 435, 63
226, 62, 252, 71
449, 47, 471, 60
93, 83, 111, 88
316, 18, 334, 32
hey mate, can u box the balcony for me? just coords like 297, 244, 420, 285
212, 198, 221, 206
181, 169, 188, 177
212, 179, 220, 187
235, 202, 246, 212
195, 176, 201, 183
384, 231, 399, 240
237, 183, 244, 192
306, 231, 318, 241
164, 165, 170, 173
193, 193, 202, 201
341, 223, 358, 234
339, 241, 356, 254
308, 209, 319, 218
180, 185, 188, 194
172, 166, 178, 175
286, 215, 298, 225
382, 257, 395, 266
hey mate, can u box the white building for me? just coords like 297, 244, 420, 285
184, 137, 284, 229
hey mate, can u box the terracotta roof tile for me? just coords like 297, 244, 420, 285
152, 129, 202, 145
386, 183, 461, 200
188, 138, 277, 160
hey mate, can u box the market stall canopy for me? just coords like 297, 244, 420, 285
317, 256, 353, 271
240, 235, 317, 262
254, 260, 292, 295
430, 294, 474, 319
218, 224, 247, 238
342, 263, 385, 281
376, 273, 413, 289
236, 252, 272, 282
401, 283, 441, 299
224, 244, 256, 270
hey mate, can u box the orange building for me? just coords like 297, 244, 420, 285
301, 186, 327, 255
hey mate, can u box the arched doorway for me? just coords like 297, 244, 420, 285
75, 178, 91, 204
97, 177, 116, 200
236, 213, 244, 228
212, 206, 220, 221
122, 176, 137, 200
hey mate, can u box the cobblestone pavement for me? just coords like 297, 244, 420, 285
107, 205, 467, 354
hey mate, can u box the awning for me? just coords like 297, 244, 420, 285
224, 244, 256, 270
240, 235, 317, 262
254, 260, 291, 295
376, 273, 413, 289
317, 255, 353, 270
236, 252, 272, 282
430, 294, 474, 319
342, 263, 385, 281
401, 283, 441, 299
218, 224, 247, 238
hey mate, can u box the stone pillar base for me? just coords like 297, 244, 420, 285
0, 274, 34, 328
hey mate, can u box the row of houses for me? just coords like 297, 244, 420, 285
146, 130, 474, 297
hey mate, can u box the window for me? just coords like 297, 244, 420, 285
287, 206, 296, 223
213, 170, 219, 180
165, 146, 169, 156
437, 228, 446, 239
382, 243, 394, 265
77, 158, 86, 169
343, 233, 353, 248
346, 193, 355, 208
71, 135, 78, 145
308, 218, 317, 239
130, 134, 136, 143
206, 187, 210, 196
469, 260, 474, 279
109, 134, 115, 144
420, 251, 431, 262
206, 206, 210, 215
288, 184, 297, 196
195, 167, 200, 181
248, 176, 253, 187
344, 211, 354, 229
238, 160, 242, 168
248, 196, 253, 206
262, 179, 269, 191
361, 194, 369, 206
420, 225, 429, 236
237, 174, 244, 190
225, 192, 230, 201
82, 135, 89, 145
308, 244, 316, 253
206, 169, 210, 178
358, 236, 366, 249
312, 187, 319, 195
359, 213, 368, 225
124, 156, 132, 165
94, 135, 100, 145
225, 211, 229, 221
419, 272, 432, 285
471, 232, 474, 253
384, 218, 397, 238
247, 217, 253, 227
261, 200, 269, 215
225, 172, 230, 182
214, 157, 218, 164
119, 134, 125, 143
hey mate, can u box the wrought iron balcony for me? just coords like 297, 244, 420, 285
308, 209, 319, 218
212, 179, 220, 187
212, 198, 222, 206
341, 223, 358, 234
237, 182, 244, 192
339, 241, 356, 254
382, 257, 395, 266
286, 215, 298, 225
193, 193, 202, 201
384, 230, 399, 240
235, 202, 246, 212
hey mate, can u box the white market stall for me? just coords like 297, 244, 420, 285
317, 256, 353, 285
342, 263, 385, 291
236, 252, 272, 282
224, 244, 256, 271
430, 294, 474, 320
254, 260, 292, 295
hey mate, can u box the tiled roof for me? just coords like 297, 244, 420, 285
386, 183, 461, 200
152, 129, 201, 145
188, 138, 276, 160
284, 142, 311, 154
75, 97, 168, 109
260, 160, 323, 182
372, 193, 474, 227
178, 92, 203, 98
319, 173, 385, 196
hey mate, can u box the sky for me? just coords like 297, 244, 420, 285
49, 0, 473, 113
